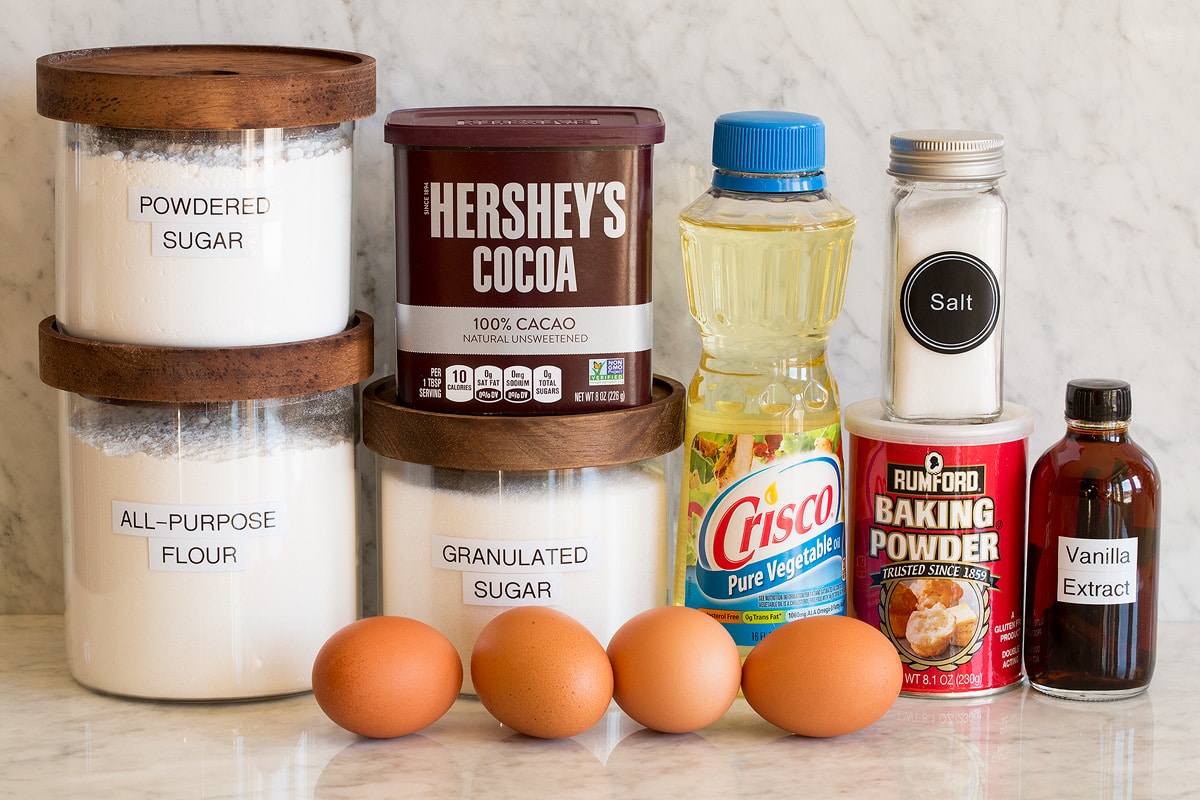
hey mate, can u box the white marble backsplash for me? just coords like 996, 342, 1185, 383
1, 1, 1195, 618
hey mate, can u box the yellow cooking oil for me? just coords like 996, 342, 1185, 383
671, 111, 854, 652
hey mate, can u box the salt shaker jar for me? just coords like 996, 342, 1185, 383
363, 375, 685, 695
883, 131, 1007, 423
39, 313, 374, 700
36, 45, 375, 347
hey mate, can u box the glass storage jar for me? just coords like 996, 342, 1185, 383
39, 312, 374, 700
36, 45, 376, 347
363, 375, 685, 694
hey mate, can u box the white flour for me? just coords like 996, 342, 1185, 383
379, 459, 668, 695
61, 390, 358, 700
57, 124, 354, 346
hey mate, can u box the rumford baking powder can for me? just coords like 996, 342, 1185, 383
846, 398, 1033, 697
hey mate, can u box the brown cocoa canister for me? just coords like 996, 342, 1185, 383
385, 106, 665, 415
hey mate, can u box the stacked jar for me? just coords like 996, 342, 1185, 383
35, 45, 376, 700
845, 131, 1034, 698
366, 107, 684, 693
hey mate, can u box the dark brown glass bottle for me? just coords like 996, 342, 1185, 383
1024, 379, 1160, 700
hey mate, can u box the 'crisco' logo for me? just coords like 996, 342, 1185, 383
698, 455, 842, 572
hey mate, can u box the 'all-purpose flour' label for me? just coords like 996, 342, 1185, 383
678, 433, 847, 648
385, 106, 665, 414
112, 499, 286, 572
846, 399, 1032, 697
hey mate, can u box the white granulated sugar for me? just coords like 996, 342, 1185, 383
62, 392, 358, 700
380, 460, 668, 695
58, 125, 354, 346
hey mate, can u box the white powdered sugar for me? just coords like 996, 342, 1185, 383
57, 124, 354, 346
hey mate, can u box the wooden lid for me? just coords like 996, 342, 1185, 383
363, 374, 686, 471
39, 312, 374, 402
36, 45, 376, 129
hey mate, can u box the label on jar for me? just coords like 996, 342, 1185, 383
900, 251, 1000, 354
129, 186, 274, 259
677, 429, 846, 647
393, 147, 654, 414
432, 534, 596, 607
1056, 536, 1137, 605
850, 434, 1026, 696
112, 499, 285, 572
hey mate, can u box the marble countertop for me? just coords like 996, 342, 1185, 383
1, 616, 1195, 799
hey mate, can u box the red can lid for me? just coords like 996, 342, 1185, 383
384, 105, 665, 149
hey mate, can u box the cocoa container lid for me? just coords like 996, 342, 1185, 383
384, 106, 665, 149
36, 45, 376, 129
363, 374, 685, 471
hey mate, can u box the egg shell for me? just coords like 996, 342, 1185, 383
741, 615, 902, 738
312, 616, 463, 739
471, 606, 613, 739
607, 605, 742, 733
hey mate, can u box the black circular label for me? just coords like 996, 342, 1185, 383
899, 251, 1000, 354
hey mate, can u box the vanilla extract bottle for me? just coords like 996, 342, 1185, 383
1024, 379, 1160, 700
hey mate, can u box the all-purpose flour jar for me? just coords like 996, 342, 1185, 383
363, 375, 685, 694
39, 313, 374, 700
36, 45, 375, 346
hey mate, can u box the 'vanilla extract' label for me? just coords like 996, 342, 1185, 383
1056, 536, 1138, 605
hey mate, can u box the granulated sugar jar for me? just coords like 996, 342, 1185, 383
39, 313, 374, 700
36, 45, 375, 346
363, 375, 685, 695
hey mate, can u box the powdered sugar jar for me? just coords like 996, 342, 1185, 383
36, 45, 375, 347
363, 375, 685, 695
883, 131, 1007, 423
39, 313, 374, 700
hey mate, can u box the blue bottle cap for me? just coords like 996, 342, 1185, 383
710, 111, 827, 193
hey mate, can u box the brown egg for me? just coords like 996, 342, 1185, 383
312, 616, 462, 738
607, 605, 741, 733
470, 606, 613, 739
741, 615, 902, 737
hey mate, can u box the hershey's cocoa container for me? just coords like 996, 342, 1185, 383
846, 398, 1033, 697
384, 106, 665, 414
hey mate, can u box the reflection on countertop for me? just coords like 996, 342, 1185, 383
1, 616, 1195, 798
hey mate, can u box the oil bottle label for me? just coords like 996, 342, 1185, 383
679, 427, 846, 646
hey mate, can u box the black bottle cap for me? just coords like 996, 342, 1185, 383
1065, 379, 1132, 423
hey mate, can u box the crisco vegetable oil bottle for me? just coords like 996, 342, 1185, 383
671, 111, 855, 654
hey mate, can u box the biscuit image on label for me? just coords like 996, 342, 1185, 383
888, 581, 918, 636
913, 578, 964, 609
905, 605, 955, 658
